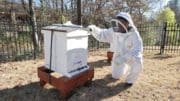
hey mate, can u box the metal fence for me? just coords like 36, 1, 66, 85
138, 22, 180, 54
88, 22, 180, 54
0, 22, 180, 62
0, 21, 50, 62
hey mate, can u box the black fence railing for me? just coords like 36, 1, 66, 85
0, 21, 51, 62
138, 22, 180, 54
88, 35, 110, 51
88, 22, 180, 54
0, 22, 180, 62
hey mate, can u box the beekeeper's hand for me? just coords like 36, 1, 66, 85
113, 55, 125, 65
88, 25, 97, 33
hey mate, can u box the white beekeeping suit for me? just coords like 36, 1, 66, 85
88, 12, 143, 85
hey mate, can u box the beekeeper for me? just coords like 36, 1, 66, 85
88, 12, 143, 86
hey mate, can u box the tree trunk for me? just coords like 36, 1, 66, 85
71, 0, 74, 14
60, 0, 64, 23
40, 0, 46, 24
29, 0, 39, 59
55, 0, 58, 13
11, 11, 18, 37
77, 0, 81, 25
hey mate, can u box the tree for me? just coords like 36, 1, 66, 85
79, 0, 157, 26
168, 0, 180, 22
156, 7, 176, 23
60, 0, 64, 23
156, 7, 178, 48
38, 0, 66, 23
40, 0, 46, 23
77, 0, 81, 25
21, 0, 39, 58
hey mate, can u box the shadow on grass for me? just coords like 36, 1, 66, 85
69, 74, 132, 101
1, 59, 131, 101
0, 75, 131, 101
0, 82, 66, 101
88, 59, 111, 68
144, 54, 174, 60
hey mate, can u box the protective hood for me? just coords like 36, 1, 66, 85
116, 12, 137, 31
110, 19, 128, 33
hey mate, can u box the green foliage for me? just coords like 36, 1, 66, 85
156, 8, 176, 23
156, 8, 179, 45
168, 0, 180, 22
141, 31, 157, 45
58, 15, 67, 24
138, 23, 159, 45
166, 23, 180, 45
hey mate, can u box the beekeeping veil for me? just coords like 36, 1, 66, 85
111, 12, 137, 32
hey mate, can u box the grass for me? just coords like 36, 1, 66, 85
0, 52, 180, 101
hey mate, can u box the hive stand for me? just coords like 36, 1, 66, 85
37, 66, 94, 98
107, 51, 114, 63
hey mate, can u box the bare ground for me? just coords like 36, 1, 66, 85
0, 52, 180, 101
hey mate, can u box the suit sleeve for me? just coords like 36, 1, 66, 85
91, 26, 113, 43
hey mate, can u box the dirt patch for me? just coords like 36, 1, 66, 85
0, 53, 180, 101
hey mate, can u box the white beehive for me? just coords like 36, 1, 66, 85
41, 24, 89, 77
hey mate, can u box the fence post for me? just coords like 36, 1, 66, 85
160, 22, 167, 55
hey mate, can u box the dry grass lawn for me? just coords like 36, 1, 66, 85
0, 52, 180, 101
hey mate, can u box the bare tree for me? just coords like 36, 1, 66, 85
83, 0, 161, 25
60, 0, 64, 23
21, 0, 39, 58
40, 0, 46, 23
77, 0, 81, 25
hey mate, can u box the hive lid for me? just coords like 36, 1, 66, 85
42, 21, 90, 36
42, 21, 84, 32
42, 25, 80, 32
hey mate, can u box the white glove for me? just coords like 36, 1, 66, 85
87, 25, 97, 33
113, 55, 125, 65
